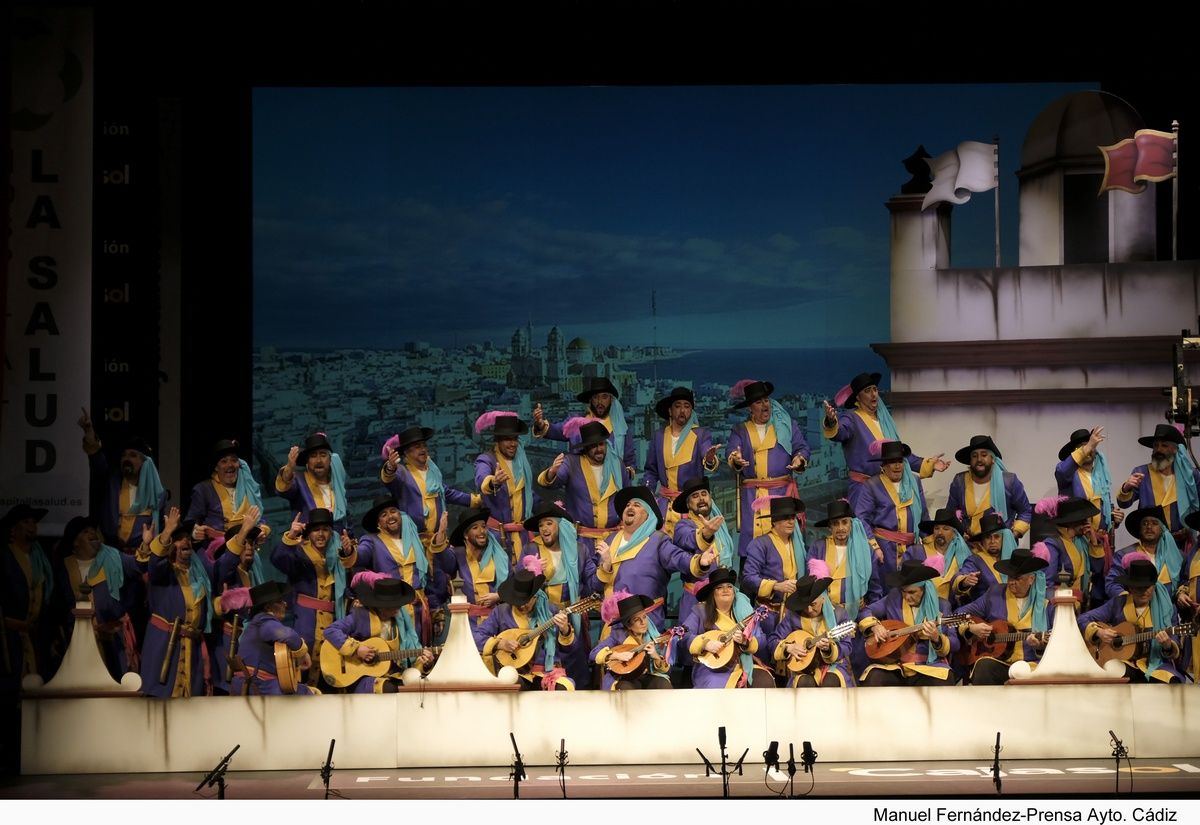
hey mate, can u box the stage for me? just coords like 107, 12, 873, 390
3, 759, 1199, 799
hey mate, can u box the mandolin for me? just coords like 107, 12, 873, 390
781, 621, 856, 672
493, 594, 601, 671
319, 637, 443, 688
607, 626, 686, 678
864, 613, 969, 662
1090, 620, 1197, 666
696, 606, 770, 670
274, 641, 303, 694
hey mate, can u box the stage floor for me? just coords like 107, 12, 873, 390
3, 759, 1199, 799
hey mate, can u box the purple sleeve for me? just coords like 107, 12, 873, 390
828, 412, 853, 445
725, 426, 751, 479
269, 541, 310, 578
1008, 475, 1032, 527
445, 487, 475, 507
789, 415, 811, 460
323, 611, 357, 651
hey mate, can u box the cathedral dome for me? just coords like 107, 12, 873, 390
1019, 90, 1144, 177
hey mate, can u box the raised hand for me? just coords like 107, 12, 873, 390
493, 465, 510, 486
240, 505, 261, 536
704, 443, 722, 467
386, 448, 402, 472
1122, 472, 1145, 493
434, 512, 448, 545
548, 452, 566, 479
1087, 426, 1106, 451
77, 407, 94, 434
696, 512, 725, 541
533, 403, 545, 427
821, 399, 837, 423
287, 445, 299, 468
596, 540, 613, 571
162, 506, 181, 537
699, 547, 718, 568
288, 512, 305, 539
728, 448, 748, 471
786, 454, 807, 473
141, 522, 154, 547
931, 453, 950, 472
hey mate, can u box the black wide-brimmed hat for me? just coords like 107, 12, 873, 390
61, 516, 98, 550
303, 508, 334, 535
844, 372, 882, 409
732, 380, 774, 409
250, 580, 293, 608
616, 593, 656, 626
614, 485, 664, 530
918, 507, 964, 534
1116, 559, 1160, 589
522, 500, 573, 533
122, 436, 155, 458
767, 496, 804, 523
954, 435, 1003, 466
970, 511, 1007, 541
362, 496, 401, 534
449, 507, 490, 547
672, 477, 711, 514
0, 503, 49, 525
1051, 496, 1099, 526
813, 499, 855, 528
297, 432, 334, 466
1138, 423, 1185, 448
1125, 505, 1167, 540
1186, 509, 1200, 533
497, 569, 547, 606
170, 519, 197, 542
1028, 513, 1058, 544
784, 575, 833, 613
870, 440, 912, 463
395, 426, 435, 453
490, 415, 528, 439
212, 438, 241, 464
655, 386, 695, 420
358, 577, 416, 610
572, 421, 611, 453
222, 522, 261, 548
886, 559, 939, 589
576, 376, 620, 403
1058, 428, 1092, 462
994, 547, 1049, 578
695, 567, 739, 603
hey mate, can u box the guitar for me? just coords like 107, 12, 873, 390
865, 613, 970, 662
493, 594, 601, 671
319, 638, 443, 688
607, 626, 686, 679
957, 617, 1049, 666
696, 606, 770, 670
781, 621, 856, 672
274, 641, 303, 695
1090, 620, 1198, 666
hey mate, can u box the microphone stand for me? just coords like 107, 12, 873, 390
194, 744, 240, 800
320, 738, 336, 800
509, 732, 527, 799
696, 727, 746, 799
555, 738, 568, 799
992, 732, 1002, 795
1109, 730, 1129, 795
786, 743, 797, 798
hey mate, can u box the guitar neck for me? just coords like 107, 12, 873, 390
526, 599, 596, 640
894, 614, 964, 638
1121, 623, 1190, 646
382, 645, 442, 662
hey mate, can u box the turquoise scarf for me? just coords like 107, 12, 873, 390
1091, 451, 1114, 531
480, 531, 511, 589
731, 590, 758, 683
329, 453, 348, 523
1145, 583, 1175, 678
843, 519, 873, 619
128, 456, 165, 527
88, 544, 126, 602
550, 518, 582, 635
989, 454, 1009, 522
323, 532, 348, 620
876, 398, 924, 531
185, 551, 212, 633
232, 459, 264, 514
914, 579, 941, 664
707, 502, 737, 572
614, 501, 657, 560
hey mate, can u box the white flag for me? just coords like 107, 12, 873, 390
921, 140, 997, 210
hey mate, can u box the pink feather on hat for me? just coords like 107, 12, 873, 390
751, 493, 779, 512
1034, 495, 1069, 517
522, 555, 544, 576
833, 383, 853, 408
351, 570, 391, 590
380, 434, 401, 461
730, 379, 758, 400
923, 555, 945, 576
474, 411, 518, 434
867, 438, 891, 459
1122, 551, 1152, 569
220, 587, 251, 613
205, 537, 225, 563
561, 416, 591, 440
601, 590, 632, 625
1031, 542, 1051, 563
807, 558, 831, 578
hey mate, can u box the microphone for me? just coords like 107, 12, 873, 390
763, 740, 780, 772
801, 740, 818, 773
1109, 730, 1119, 747
787, 743, 796, 776
718, 726, 726, 750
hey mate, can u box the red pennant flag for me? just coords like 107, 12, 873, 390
1098, 129, 1176, 195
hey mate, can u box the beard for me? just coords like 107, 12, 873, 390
1150, 452, 1172, 472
